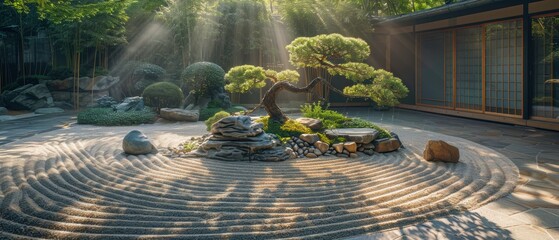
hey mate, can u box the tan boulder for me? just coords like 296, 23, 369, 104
299, 134, 320, 144
314, 141, 329, 153
343, 142, 357, 153
373, 138, 401, 153
423, 140, 460, 163
332, 143, 344, 153
160, 108, 199, 122
295, 117, 323, 131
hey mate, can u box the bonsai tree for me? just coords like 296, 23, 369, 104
225, 33, 407, 122
343, 69, 409, 109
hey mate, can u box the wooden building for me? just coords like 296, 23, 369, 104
374, 0, 559, 131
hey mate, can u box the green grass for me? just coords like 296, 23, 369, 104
77, 108, 156, 126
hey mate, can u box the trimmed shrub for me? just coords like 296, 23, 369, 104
205, 111, 231, 131
181, 62, 225, 97
142, 82, 183, 113
199, 107, 222, 121
256, 116, 312, 138
77, 108, 156, 126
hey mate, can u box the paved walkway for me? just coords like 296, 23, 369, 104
0, 108, 557, 239
337, 107, 559, 240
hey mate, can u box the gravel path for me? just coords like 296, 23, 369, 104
0, 121, 518, 239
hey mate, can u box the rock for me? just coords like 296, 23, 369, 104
373, 138, 402, 153
210, 116, 263, 138
303, 149, 309, 155
5, 84, 54, 110
363, 149, 375, 155
314, 141, 329, 153
0, 107, 7, 115
332, 143, 344, 153
391, 132, 405, 149
2, 84, 33, 103
123, 130, 158, 155
299, 134, 320, 144
285, 148, 297, 159
194, 116, 289, 162
46, 78, 73, 91
79, 76, 120, 91
295, 117, 323, 131
114, 96, 144, 112
160, 108, 199, 122
342, 150, 349, 155
313, 149, 322, 156
293, 145, 299, 151
349, 153, 359, 158
423, 140, 460, 163
343, 142, 357, 153
306, 153, 318, 158
336, 153, 348, 158
362, 143, 375, 150
297, 149, 304, 155
34, 107, 64, 114
51, 90, 109, 108
358, 147, 364, 152
325, 128, 379, 144
95, 95, 118, 108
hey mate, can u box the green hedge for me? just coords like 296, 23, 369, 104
142, 82, 183, 113
77, 108, 156, 126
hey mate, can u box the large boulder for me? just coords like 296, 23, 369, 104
423, 140, 460, 163
325, 128, 379, 144
79, 76, 120, 91
373, 137, 401, 153
194, 115, 289, 162
2, 84, 33, 103
123, 130, 158, 155
5, 83, 54, 110
46, 78, 73, 91
295, 117, 323, 131
160, 108, 199, 122
114, 96, 144, 112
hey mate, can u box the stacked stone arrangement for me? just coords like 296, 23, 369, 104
193, 115, 290, 161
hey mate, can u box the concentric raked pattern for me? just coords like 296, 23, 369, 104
0, 123, 518, 239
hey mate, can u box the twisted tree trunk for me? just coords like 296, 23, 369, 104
262, 77, 324, 123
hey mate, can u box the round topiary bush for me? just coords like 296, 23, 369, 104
181, 62, 225, 97
142, 82, 183, 113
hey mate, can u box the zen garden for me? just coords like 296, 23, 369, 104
0, 0, 558, 239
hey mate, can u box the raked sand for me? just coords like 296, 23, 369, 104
0, 121, 518, 239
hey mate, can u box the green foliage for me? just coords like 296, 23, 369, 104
77, 108, 156, 126
286, 34, 375, 81
134, 62, 166, 81
300, 101, 391, 138
256, 116, 312, 138
182, 62, 226, 97
224, 65, 299, 93
343, 69, 409, 108
300, 101, 350, 129
341, 118, 391, 139
199, 108, 222, 121
204, 111, 231, 131
142, 82, 183, 113
317, 132, 332, 145
182, 141, 199, 153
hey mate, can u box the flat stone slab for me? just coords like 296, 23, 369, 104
325, 128, 379, 144
160, 108, 199, 122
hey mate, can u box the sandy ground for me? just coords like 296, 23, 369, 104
0, 121, 518, 239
